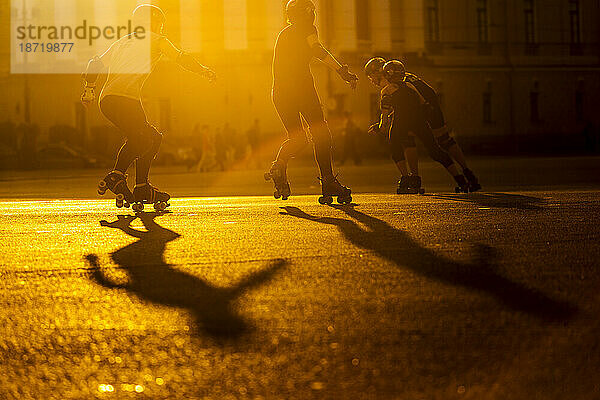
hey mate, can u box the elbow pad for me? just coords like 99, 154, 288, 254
87, 56, 104, 75
311, 43, 328, 61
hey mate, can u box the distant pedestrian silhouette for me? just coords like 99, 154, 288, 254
85, 212, 287, 339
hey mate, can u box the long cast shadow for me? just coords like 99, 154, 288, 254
427, 192, 545, 210
280, 206, 576, 321
85, 212, 287, 339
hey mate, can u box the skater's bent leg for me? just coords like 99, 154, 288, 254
309, 120, 334, 178
276, 135, 309, 165
392, 152, 409, 176
416, 126, 454, 170
100, 96, 150, 174
273, 96, 309, 165
135, 125, 163, 184
302, 100, 334, 179
114, 141, 139, 173
434, 127, 469, 170
393, 132, 418, 175
404, 146, 419, 176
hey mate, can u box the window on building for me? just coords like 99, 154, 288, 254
569, 0, 581, 44
524, 0, 538, 54
524, 0, 536, 44
530, 81, 540, 124
476, 0, 489, 43
569, 0, 582, 55
483, 82, 492, 124
425, 0, 440, 43
224, 0, 248, 50
355, 0, 371, 41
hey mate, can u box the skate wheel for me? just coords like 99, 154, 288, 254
116, 199, 124, 208
154, 202, 167, 211
116, 193, 124, 201
132, 203, 144, 212
274, 191, 281, 199
337, 196, 352, 205
124, 202, 130, 208
319, 196, 333, 205
98, 188, 107, 195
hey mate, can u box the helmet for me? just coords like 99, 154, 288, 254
364, 57, 386, 86
133, 4, 166, 34
383, 60, 406, 84
286, 0, 316, 25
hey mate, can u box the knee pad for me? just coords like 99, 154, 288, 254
429, 146, 453, 168
436, 132, 457, 151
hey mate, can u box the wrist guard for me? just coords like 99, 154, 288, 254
81, 86, 96, 103
337, 64, 358, 88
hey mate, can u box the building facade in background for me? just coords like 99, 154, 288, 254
0, 0, 599, 153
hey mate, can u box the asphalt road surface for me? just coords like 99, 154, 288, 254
1, 157, 599, 399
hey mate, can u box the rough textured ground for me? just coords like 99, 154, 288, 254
1, 191, 599, 399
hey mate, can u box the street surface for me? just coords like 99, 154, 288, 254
1, 157, 599, 399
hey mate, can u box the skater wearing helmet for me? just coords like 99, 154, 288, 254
402, 69, 481, 191
364, 57, 469, 194
81, 4, 216, 211
265, 0, 359, 204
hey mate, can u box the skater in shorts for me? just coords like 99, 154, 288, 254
265, 0, 359, 204
81, 4, 216, 211
364, 57, 469, 194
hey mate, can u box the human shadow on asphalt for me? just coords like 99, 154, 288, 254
426, 192, 545, 210
280, 206, 576, 322
85, 212, 287, 339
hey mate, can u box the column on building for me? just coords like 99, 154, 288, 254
370, 0, 392, 53
180, 0, 202, 53
402, 0, 425, 55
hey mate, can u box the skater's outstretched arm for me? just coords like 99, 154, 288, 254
307, 31, 358, 88
158, 37, 217, 82
85, 254, 129, 290
229, 259, 288, 298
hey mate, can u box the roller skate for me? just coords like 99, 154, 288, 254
318, 175, 352, 205
463, 168, 482, 192
131, 182, 171, 212
398, 175, 425, 195
454, 174, 470, 193
264, 161, 291, 200
97, 170, 134, 209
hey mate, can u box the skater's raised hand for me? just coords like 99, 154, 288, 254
306, 31, 358, 89
368, 123, 381, 136
203, 68, 217, 83
337, 65, 359, 89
